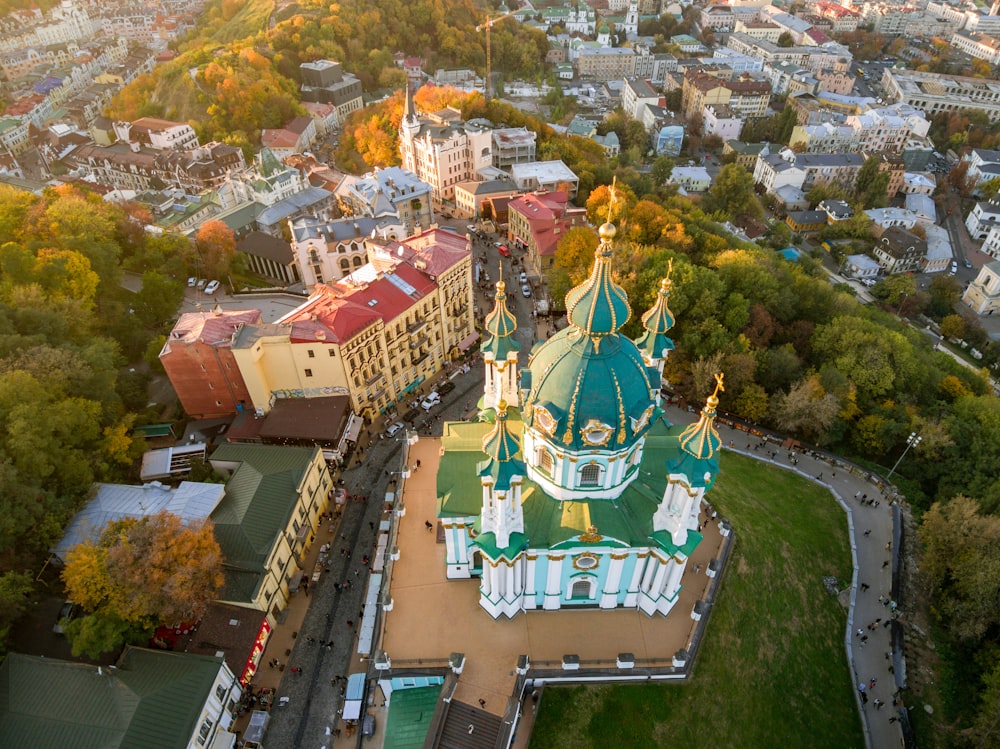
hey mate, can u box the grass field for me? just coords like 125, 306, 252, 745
529, 453, 863, 749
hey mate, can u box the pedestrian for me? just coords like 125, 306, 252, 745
306, 636, 316, 643
882, 560, 890, 569
855, 490, 862, 499
874, 698, 883, 710
864, 529, 872, 537
425, 520, 434, 531
870, 678, 877, 690
885, 541, 892, 551
347, 620, 354, 628
416, 459, 422, 469
817, 473, 824, 480
479, 698, 486, 709
856, 628, 864, 638
369, 522, 375, 531
888, 716, 898, 724
860, 634, 868, 644
860, 582, 870, 592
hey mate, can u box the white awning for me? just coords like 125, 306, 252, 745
344, 413, 363, 443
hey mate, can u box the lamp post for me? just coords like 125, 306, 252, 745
887, 431, 921, 479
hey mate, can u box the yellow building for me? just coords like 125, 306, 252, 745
209, 443, 332, 617
232, 228, 476, 419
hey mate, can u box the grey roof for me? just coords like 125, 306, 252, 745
209, 444, 323, 605
256, 187, 332, 227
290, 215, 379, 244
0, 648, 225, 749
52, 482, 226, 563
238, 231, 295, 264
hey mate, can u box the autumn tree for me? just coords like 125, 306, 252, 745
770, 375, 841, 441
701, 164, 762, 221
194, 219, 238, 280
63, 511, 224, 655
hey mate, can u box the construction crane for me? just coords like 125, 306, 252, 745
476, 11, 513, 103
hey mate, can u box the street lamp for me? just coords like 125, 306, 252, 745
887, 431, 921, 479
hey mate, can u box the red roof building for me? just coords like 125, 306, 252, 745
508, 191, 588, 277
160, 308, 263, 418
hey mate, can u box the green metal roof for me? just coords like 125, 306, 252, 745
634, 276, 676, 363
438, 416, 708, 551
565, 227, 631, 336
382, 686, 442, 749
209, 443, 322, 604
481, 281, 519, 360
0, 648, 225, 749
478, 403, 526, 491
522, 326, 658, 452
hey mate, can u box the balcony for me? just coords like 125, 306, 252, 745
411, 352, 429, 367
409, 335, 429, 350
407, 319, 428, 334
365, 371, 384, 386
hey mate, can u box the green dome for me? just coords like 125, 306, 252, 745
523, 326, 658, 451
481, 280, 520, 360
480, 401, 526, 490
565, 223, 630, 336
634, 275, 675, 362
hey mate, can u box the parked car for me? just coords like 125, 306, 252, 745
53, 600, 78, 634
519, 271, 528, 284
498, 245, 511, 257
187, 277, 197, 287
964, 259, 973, 269
438, 381, 456, 396
204, 279, 220, 294
861, 278, 877, 288
421, 391, 441, 411
196, 278, 207, 289
951, 260, 958, 274
521, 284, 532, 298
385, 421, 405, 437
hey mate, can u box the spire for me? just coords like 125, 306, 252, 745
678, 374, 724, 460
481, 279, 519, 360
482, 401, 521, 462
565, 220, 631, 337
403, 81, 416, 124
479, 401, 526, 490
635, 262, 676, 363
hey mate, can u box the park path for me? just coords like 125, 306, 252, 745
663, 405, 905, 749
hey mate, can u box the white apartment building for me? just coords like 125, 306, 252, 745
950, 31, 1000, 65
882, 69, 1000, 123
399, 92, 493, 203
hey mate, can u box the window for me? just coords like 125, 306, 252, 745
305, 369, 313, 377
580, 463, 601, 487
198, 718, 213, 744
216, 683, 227, 701
570, 578, 593, 599
308, 350, 315, 358
329, 349, 336, 357
538, 449, 554, 474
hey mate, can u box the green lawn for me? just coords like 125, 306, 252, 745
529, 453, 862, 749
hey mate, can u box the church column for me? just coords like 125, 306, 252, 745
600, 553, 626, 608
624, 553, 646, 607
543, 554, 565, 610
664, 558, 685, 599
640, 554, 659, 593
524, 555, 538, 609
481, 559, 493, 597
649, 557, 670, 597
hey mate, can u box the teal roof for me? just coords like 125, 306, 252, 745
522, 325, 657, 451
209, 443, 322, 604
478, 402, 526, 491
565, 223, 631, 336
0, 648, 225, 749
382, 686, 442, 749
669, 389, 723, 489
481, 280, 519, 360
634, 275, 676, 362
439, 416, 705, 556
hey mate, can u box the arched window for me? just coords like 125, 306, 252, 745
580, 463, 601, 487
570, 578, 593, 599
538, 448, 554, 475
340, 259, 350, 272
353, 256, 363, 268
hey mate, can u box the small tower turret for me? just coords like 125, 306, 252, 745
481, 277, 520, 411
634, 262, 675, 403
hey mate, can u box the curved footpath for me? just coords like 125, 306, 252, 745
664, 404, 906, 749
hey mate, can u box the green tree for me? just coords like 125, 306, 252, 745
776, 31, 794, 47
0, 571, 32, 648
702, 164, 762, 220
734, 383, 769, 423
771, 375, 841, 441
133, 272, 184, 330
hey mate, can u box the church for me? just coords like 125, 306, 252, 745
435, 219, 724, 619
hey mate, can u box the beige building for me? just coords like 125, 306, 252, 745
963, 260, 1000, 315
683, 69, 771, 120
399, 94, 494, 204
575, 47, 636, 81
231, 228, 475, 419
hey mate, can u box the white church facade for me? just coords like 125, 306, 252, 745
436, 221, 723, 619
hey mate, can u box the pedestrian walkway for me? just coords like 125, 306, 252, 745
663, 404, 904, 749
